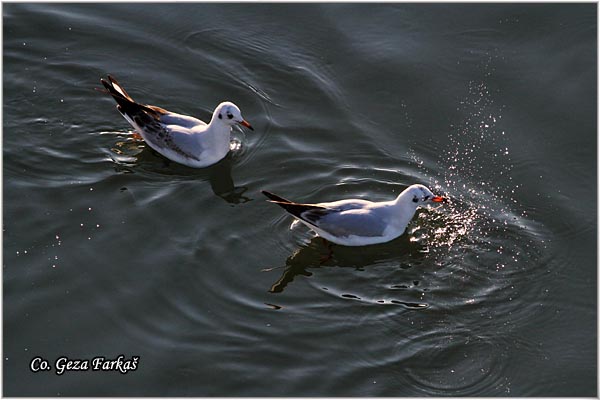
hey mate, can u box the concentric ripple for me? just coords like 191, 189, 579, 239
400, 330, 507, 395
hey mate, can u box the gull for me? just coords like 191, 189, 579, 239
100, 75, 253, 168
262, 184, 446, 246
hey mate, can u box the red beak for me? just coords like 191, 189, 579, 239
431, 196, 446, 203
238, 120, 254, 131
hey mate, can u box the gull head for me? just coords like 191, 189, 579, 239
403, 184, 446, 205
213, 101, 254, 131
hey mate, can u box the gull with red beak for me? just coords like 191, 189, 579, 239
262, 184, 447, 246
100, 75, 253, 168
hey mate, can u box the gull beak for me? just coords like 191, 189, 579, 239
238, 120, 254, 131
431, 196, 447, 203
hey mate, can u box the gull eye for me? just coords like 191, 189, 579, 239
218, 113, 222, 119
412, 196, 418, 203
227, 112, 233, 119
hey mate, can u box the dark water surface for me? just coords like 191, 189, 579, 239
3, 3, 596, 396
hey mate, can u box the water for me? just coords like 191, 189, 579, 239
3, 3, 596, 396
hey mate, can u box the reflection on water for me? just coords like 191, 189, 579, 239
109, 132, 251, 204
265, 234, 427, 294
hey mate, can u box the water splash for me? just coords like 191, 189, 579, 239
410, 74, 521, 254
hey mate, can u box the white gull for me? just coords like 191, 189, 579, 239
262, 184, 446, 246
100, 75, 253, 168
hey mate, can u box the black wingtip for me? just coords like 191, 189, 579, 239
261, 191, 327, 223
100, 77, 110, 90
261, 190, 290, 203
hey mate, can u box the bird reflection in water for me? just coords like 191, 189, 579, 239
265, 234, 430, 310
205, 156, 251, 204
111, 137, 251, 204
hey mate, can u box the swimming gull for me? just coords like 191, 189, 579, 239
100, 75, 253, 168
262, 184, 446, 246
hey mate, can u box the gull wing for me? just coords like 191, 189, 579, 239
262, 191, 388, 238
310, 208, 388, 238
101, 75, 204, 161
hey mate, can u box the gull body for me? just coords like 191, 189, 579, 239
100, 75, 253, 168
262, 184, 446, 246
